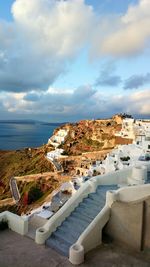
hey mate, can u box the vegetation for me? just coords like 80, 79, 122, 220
0, 146, 54, 200
145, 155, 150, 161
61, 150, 69, 155
120, 156, 130, 161
83, 138, 101, 146
59, 117, 123, 155
28, 185, 43, 204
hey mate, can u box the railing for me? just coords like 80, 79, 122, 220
35, 167, 133, 245
35, 181, 94, 244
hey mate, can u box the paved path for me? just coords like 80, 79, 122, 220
0, 230, 149, 267
53, 159, 63, 172
26, 215, 47, 240
10, 177, 20, 203
46, 156, 63, 172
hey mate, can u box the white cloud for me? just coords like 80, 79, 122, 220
0, 0, 94, 92
0, 87, 149, 120
0, 0, 150, 123
110, 89, 150, 115
0, 0, 150, 95
92, 0, 150, 57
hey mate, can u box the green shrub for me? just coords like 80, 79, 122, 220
28, 185, 43, 204
0, 219, 8, 231
61, 150, 69, 155
120, 156, 130, 161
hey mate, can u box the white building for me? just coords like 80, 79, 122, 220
89, 123, 150, 177
47, 149, 64, 161
115, 118, 135, 139
48, 129, 69, 147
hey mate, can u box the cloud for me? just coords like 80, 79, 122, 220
92, 0, 150, 57
0, 86, 149, 121
0, 0, 150, 124
124, 72, 150, 89
95, 62, 121, 87
0, 0, 94, 92
0, 0, 150, 95
105, 89, 150, 116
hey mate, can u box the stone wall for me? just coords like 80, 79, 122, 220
105, 201, 143, 250
105, 196, 150, 251
115, 136, 133, 145
142, 198, 150, 250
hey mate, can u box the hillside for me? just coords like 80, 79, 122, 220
0, 114, 133, 212
56, 115, 132, 155
0, 146, 54, 200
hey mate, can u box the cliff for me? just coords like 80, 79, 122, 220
52, 115, 132, 155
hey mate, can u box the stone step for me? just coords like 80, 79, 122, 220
62, 219, 85, 234
54, 228, 78, 245
88, 193, 102, 203
75, 206, 97, 220
82, 197, 103, 207
46, 234, 70, 257
46, 184, 118, 256
66, 214, 89, 229
72, 210, 93, 224
79, 202, 100, 214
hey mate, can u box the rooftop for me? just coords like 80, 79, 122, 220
1, 230, 150, 267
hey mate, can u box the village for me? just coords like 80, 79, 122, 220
4, 117, 150, 219
1, 115, 150, 265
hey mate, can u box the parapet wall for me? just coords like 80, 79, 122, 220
35, 164, 150, 246
117, 184, 150, 202
0, 211, 28, 235
105, 195, 150, 251
105, 200, 143, 250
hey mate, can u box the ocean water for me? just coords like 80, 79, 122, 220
0, 121, 61, 151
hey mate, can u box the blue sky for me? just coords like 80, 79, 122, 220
0, 0, 149, 121
0, 0, 14, 20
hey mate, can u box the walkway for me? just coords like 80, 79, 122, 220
9, 177, 20, 203
26, 215, 47, 240
0, 230, 149, 267
46, 156, 63, 172
53, 159, 63, 172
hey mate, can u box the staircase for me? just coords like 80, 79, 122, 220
26, 215, 47, 239
53, 159, 63, 172
46, 185, 117, 257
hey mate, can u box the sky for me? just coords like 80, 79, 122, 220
0, 0, 149, 122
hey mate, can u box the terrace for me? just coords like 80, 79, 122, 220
1, 230, 149, 267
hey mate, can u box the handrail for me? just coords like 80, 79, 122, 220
69, 206, 110, 265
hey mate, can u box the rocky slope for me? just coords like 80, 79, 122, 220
56, 115, 132, 155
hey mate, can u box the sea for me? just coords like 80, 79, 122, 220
0, 121, 62, 151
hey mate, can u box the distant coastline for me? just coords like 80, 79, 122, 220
0, 120, 64, 125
